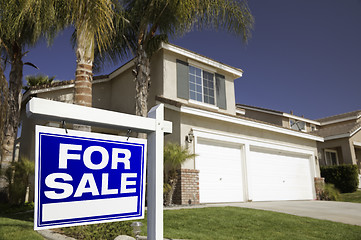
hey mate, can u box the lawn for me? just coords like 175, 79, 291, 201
2, 204, 361, 240
339, 189, 361, 203
0, 203, 44, 240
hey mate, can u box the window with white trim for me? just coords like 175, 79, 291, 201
290, 119, 306, 131
189, 66, 215, 105
325, 149, 338, 165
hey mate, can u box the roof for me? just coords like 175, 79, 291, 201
313, 121, 361, 140
157, 96, 323, 142
317, 110, 361, 125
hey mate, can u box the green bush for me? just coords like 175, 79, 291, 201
318, 183, 340, 201
0, 157, 34, 205
320, 165, 359, 193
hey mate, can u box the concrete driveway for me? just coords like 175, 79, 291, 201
205, 201, 361, 226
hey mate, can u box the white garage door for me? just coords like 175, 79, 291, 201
196, 139, 244, 203
249, 147, 314, 201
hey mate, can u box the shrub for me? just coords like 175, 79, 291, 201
0, 157, 34, 205
163, 143, 196, 206
320, 164, 359, 193
318, 183, 340, 201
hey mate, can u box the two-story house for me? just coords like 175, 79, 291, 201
20, 43, 323, 204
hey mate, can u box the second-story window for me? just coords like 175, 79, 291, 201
189, 66, 215, 105
290, 119, 306, 131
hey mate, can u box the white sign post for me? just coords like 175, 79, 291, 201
27, 98, 172, 240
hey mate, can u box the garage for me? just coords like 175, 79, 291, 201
196, 138, 244, 203
249, 147, 314, 201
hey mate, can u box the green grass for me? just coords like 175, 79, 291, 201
339, 189, 361, 203
2, 204, 361, 240
139, 207, 361, 240
0, 203, 44, 240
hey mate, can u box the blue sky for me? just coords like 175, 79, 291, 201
14, 0, 361, 120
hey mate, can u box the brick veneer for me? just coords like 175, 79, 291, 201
314, 177, 325, 200
173, 169, 200, 205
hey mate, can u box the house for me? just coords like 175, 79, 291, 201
315, 111, 361, 170
236, 104, 361, 187
20, 43, 324, 204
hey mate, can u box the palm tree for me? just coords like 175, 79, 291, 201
0, 0, 58, 170
60, 0, 116, 108
111, 0, 254, 118
23, 74, 56, 91
163, 142, 196, 206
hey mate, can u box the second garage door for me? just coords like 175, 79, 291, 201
196, 139, 244, 203
249, 147, 314, 201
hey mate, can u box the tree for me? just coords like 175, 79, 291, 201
163, 142, 196, 206
60, 0, 117, 108
23, 74, 55, 91
0, 58, 8, 164
111, 0, 254, 118
0, 0, 58, 174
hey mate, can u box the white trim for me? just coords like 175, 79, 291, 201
324, 133, 350, 141
181, 106, 324, 142
161, 43, 243, 78
188, 99, 219, 110
353, 141, 361, 147
188, 59, 216, 73
283, 113, 320, 126
320, 115, 360, 126
109, 60, 134, 79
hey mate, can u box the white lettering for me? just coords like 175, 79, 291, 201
74, 173, 99, 197
59, 144, 82, 169
111, 149, 131, 169
44, 173, 73, 199
101, 173, 118, 195
83, 146, 109, 170
120, 173, 137, 194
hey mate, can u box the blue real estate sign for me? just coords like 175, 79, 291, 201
34, 125, 147, 230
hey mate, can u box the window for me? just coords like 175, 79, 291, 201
189, 66, 215, 105
325, 149, 338, 165
177, 59, 227, 109
290, 119, 306, 131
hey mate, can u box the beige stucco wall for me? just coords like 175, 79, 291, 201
317, 138, 355, 165
37, 87, 74, 103
161, 49, 237, 115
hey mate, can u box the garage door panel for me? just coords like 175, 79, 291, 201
196, 139, 243, 203
250, 149, 313, 201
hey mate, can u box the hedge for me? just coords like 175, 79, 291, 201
320, 164, 359, 193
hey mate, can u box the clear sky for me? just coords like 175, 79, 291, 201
14, 0, 361, 120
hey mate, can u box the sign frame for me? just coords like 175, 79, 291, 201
34, 125, 147, 230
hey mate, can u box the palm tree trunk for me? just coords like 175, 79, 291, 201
134, 45, 150, 138
73, 28, 94, 131
74, 29, 94, 108
1, 45, 23, 197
